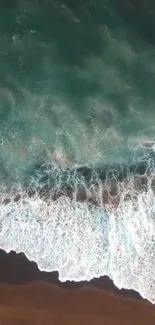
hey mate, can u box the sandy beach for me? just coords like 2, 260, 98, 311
0, 249, 155, 325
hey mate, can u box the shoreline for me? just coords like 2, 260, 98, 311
0, 249, 142, 301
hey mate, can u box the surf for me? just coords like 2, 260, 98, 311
0, 143, 155, 303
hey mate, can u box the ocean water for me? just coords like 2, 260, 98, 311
1, 0, 155, 303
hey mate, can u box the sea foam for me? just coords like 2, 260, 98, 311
0, 174, 155, 304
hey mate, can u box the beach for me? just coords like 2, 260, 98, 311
0, 249, 155, 325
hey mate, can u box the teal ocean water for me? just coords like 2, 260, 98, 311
1, 0, 155, 304
0, 0, 155, 184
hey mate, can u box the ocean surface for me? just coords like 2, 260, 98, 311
1, 0, 155, 304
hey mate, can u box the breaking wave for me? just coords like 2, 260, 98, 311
0, 148, 155, 304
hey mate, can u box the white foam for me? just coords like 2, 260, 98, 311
0, 181, 155, 303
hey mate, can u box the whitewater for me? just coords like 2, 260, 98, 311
0, 153, 155, 304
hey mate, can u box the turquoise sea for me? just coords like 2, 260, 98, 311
0, 0, 155, 185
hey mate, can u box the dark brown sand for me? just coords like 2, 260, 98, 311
0, 249, 155, 325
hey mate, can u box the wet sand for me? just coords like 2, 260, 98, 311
0, 249, 155, 325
